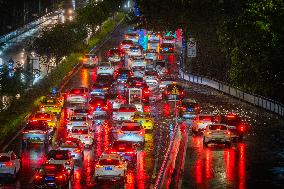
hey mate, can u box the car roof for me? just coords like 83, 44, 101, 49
183, 99, 197, 103
100, 153, 121, 160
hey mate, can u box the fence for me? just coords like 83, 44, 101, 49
0, 11, 61, 44
179, 69, 284, 117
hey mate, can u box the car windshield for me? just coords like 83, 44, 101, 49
71, 128, 88, 134
47, 150, 69, 160
60, 140, 79, 148
126, 33, 138, 37
199, 116, 215, 122
209, 125, 227, 130
70, 88, 85, 94
132, 66, 145, 71
122, 40, 133, 45
34, 113, 51, 119
109, 49, 120, 54
160, 76, 175, 81
99, 159, 120, 166
118, 69, 130, 74
0, 155, 10, 162
40, 164, 65, 174
96, 75, 114, 82
182, 102, 197, 108
119, 106, 136, 112
220, 116, 241, 126
99, 63, 111, 67
156, 61, 166, 67
25, 124, 47, 131
70, 116, 86, 121
121, 126, 141, 131
161, 43, 174, 47
74, 109, 88, 114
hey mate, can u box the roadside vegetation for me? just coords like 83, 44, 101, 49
138, 0, 284, 103
0, 0, 124, 140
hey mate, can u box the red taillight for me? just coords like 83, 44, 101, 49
139, 131, 143, 135
55, 174, 65, 181
73, 149, 81, 153
126, 151, 134, 154
225, 131, 231, 135
239, 125, 245, 132
181, 106, 186, 111
95, 164, 103, 168
39, 131, 48, 134
83, 94, 87, 97
65, 161, 70, 165
118, 131, 123, 135
35, 174, 43, 180
22, 131, 29, 134
143, 90, 150, 94
5, 162, 13, 167
206, 131, 212, 135
54, 105, 58, 108
85, 135, 91, 139
115, 164, 123, 168
45, 161, 49, 164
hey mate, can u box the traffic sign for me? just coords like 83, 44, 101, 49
187, 38, 196, 58
171, 86, 180, 95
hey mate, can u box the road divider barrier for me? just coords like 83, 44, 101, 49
179, 69, 284, 117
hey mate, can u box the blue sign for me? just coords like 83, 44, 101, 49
51, 88, 57, 94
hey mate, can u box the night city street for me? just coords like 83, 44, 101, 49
0, 0, 284, 189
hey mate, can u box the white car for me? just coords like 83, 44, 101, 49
132, 66, 146, 78
67, 115, 90, 131
82, 54, 98, 68
66, 87, 89, 103
95, 153, 127, 182
159, 75, 176, 90
68, 126, 93, 148
0, 151, 21, 179
127, 56, 146, 69
46, 150, 75, 173
192, 114, 217, 134
112, 104, 137, 121
116, 122, 145, 144
125, 33, 139, 43
203, 124, 232, 147
127, 46, 143, 57
148, 32, 160, 43
145, 49, 158, 61
96, 62, 114, 75
162, 36, 176, 44
107, 48, 123, 63
120, 40, 134, 53
146, 79, 159, 92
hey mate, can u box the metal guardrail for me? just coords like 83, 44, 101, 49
0, 11, 60, 44
179, 69, 284, 117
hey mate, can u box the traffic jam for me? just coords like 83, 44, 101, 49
0, 26, 250, 189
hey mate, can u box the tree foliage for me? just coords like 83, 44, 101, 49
138, 0, 284, 102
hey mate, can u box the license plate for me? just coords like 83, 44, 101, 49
45, 176, 55, 181
104, 166, 113, 171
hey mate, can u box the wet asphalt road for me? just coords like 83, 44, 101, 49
1, 21, 284, 189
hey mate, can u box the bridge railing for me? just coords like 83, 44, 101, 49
179, 69, 284, 117
0, 11, 61, 44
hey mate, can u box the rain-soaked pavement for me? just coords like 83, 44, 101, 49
0, 21, 283, 189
